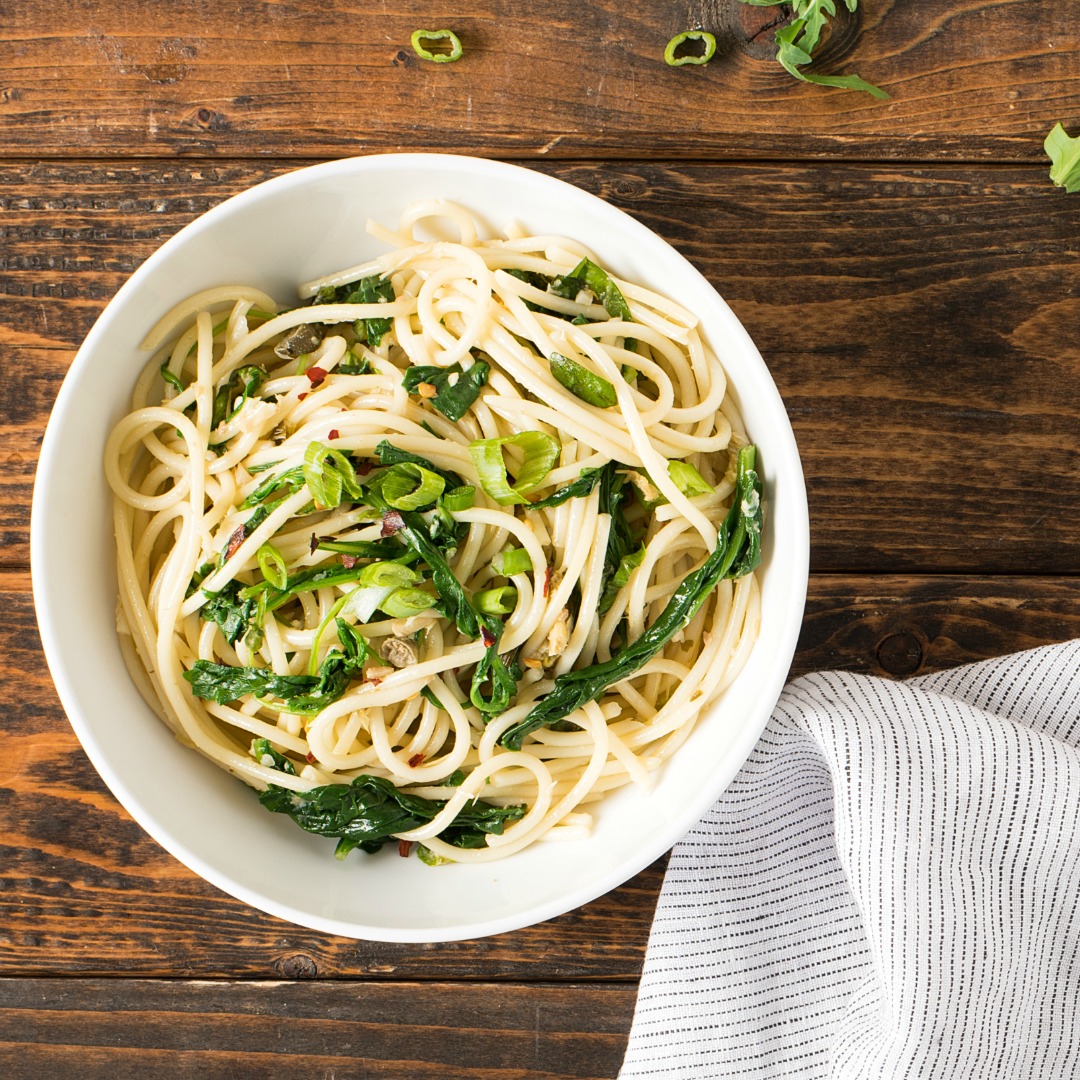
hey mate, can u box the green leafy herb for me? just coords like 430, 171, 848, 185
664, 30, 717, 66
185, 619, 369, 715
526, 464, 609, 510
160, 363, 185, 393
317, 537, 405, 561
410, 28, 463, 63
420, 685, 446, 710
740, 0, 888, 99
202, 580, 260, 646
259, 773, 522, 858
549, 352, 618, 408
501, 446, 762, 748
317, 275, 396, 346
212, 365, 266, 430
599, 542, 647, 614
383, 508, 517, 713
402, 361, 490, 421
250, 738, 297, 775
598, 465, 638, 615
552, 258, 633, 322
468, 431, 561, 505
375, 440, 464, 490
1046, 123, 1080, 193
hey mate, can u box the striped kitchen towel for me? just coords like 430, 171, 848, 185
620, 641, 1080, 1079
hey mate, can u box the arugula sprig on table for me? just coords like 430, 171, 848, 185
1046, 123, 1080, 193
739, 0, 888, 99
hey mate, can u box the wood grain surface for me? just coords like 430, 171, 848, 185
1, 0, 1077, 161
5, 2, 1080, 1075
0, 979, 635, 1079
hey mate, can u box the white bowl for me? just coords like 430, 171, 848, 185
31, 154, 809, 942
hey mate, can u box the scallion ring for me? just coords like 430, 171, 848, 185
664, 30, 716, 67
411, 28, 463, 64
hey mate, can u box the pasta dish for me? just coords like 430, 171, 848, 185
104, 200, 762, 865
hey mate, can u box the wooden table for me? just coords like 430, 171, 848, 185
3, 2, 1079, 1075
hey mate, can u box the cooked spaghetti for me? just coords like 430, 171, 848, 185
105, 200, 763, 865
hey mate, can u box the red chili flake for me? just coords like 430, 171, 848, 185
480, 626, 496, 648
356, 460, 373, 476
327, 428, 340, 440
341, 554, 358, 569
408, 752, 425, 768
381, 510, 405, 537
225, 525, 246, 561
398, 840, 413, 858
306, 751, 317, 764
305, 366, 328, 387
298, 392, 308, 401
309, 532, 319, 556
543, 566, 553, 597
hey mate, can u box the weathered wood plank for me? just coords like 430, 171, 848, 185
4, 161, 1079, 572
0, 978, 634, 1079
4, 569, 1078, 977
0, 1, 1077, 161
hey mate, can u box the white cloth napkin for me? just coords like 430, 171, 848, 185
620, 641, 1080, 1079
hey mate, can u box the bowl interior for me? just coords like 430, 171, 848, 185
31, 154, 809, 941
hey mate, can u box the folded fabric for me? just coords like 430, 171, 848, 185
620, 641, 1080, 1079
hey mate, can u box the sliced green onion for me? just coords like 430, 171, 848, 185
380, 587, 438, 619
475, 586, 518, 616
441, 485, 476, 512
668, 460, 715, 497
256, 543, 288, 590
411, 28, 463, 63
303, 441, 364, 510
468, 431, 561, 506
357, 561, 421, 589
371, 462, 445, 511
549, 352, 618, 409
493, 547, 533, 576
664, 30, 717, 67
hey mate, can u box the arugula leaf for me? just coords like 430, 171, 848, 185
401, 360, 490, 421
202, 580, 260, 646
526, 464, 610, 510
258, 773, 525, 856
599, 542, 646, 614
551, 258, 632, 322
1046, 123, 1080, 193
184, 619, 369, 715
184, 662, 319, 705
212, 365, 266, 430
598, 465, 637, 615
501, 446, 762, 748
318, 275, 396, 346
740, 1, 888, 99
375, 440, 464, 490
250, 737, 297, 775
549, 352, 618, 408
